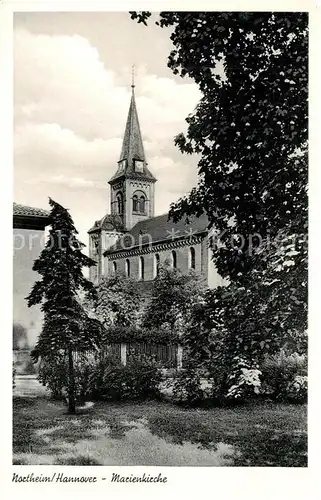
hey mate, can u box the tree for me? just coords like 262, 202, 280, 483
27, 198, 103, 413
142, 262, 205, 333
90, 272, 144, 330
130, 12, 308, 357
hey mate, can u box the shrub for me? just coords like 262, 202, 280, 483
38, 352, 163, 402
225, 356, 262, 402
260, 350, 307, 402
38, 352, 98, 402
169, 367, 216, 406
169, 356, 262, 407
38, 354, 67, 399
286, 375, 308, 403
89, 354, 163, 401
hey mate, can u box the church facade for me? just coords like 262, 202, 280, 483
88, 85, 225, 290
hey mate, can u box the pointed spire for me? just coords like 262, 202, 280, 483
108, 70, 157, 184
119, 83, 146, 165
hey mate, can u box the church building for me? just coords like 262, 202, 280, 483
88, 83, 225, 290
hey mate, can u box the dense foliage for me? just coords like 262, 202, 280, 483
100, 325, 179, 344
84, 263, 203, 341
27, 198, 103, 412
39, 353, 162, 402
29, 12, 308, 410
92, 273, 144, 328
260, 350, 307, 402
130, 11, 308, 367
89, 355, 162, 401
142, 263, 205, 332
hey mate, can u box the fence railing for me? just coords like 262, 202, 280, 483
73, 343, 183, 370
14, 344, 184, 374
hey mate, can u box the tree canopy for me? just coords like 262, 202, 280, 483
93, 272, 144, 329
142, 262, 205, 333
130, 12, 308, 358
27, 198, 102, 358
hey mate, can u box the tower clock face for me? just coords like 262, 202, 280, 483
135, 161, 144, 173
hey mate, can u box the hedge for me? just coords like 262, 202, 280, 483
101, 325, 180, 344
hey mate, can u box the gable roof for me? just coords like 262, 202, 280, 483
88, 213, 125, 234
105, 212, 210, 255
108, 88, 156, 184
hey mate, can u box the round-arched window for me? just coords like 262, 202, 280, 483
125, 259, 130, 277
140, 196, 145, 213
154, 253, 160, 278
133, 195, 138, 212
171, 250, 177, 269
189, 247, 196, 270
139, 256, 145, 280
116, 192, 123, 214
133, 191, 146, 214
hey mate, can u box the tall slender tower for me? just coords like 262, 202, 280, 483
108, 76, 157, 230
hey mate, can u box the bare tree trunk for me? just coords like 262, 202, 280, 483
67, 348, 76, 413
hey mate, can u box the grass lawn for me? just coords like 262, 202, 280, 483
13, 397, 307, 467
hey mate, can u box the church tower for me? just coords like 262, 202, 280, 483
108, 80, 157, 230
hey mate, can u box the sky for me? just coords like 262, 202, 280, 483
14, 12, 202, 250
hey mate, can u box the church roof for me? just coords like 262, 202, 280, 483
87, 213, 125, 234
13, 202, 49, 218
105, 212, 210, 255
108, 87, 156, 184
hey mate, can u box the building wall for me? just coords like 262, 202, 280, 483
105, 239, 207, 282
125, 179, 154, 230
89, 229, 124, 283
207, 245, 229, 289
13, 228, 45, 350
110, 179, 154, 230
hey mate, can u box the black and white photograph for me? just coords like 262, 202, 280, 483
11, 7, 309, 472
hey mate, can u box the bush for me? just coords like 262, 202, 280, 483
89, 355, 163, 401
38, 354, 64, 398
38, 353, 97, 402
286, 375, 307, 403
168, 356, 262, 407
225, 356, 262, 402
169, 367, 216, 406
38, 352, 163, 402
260, 350, 307, 402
